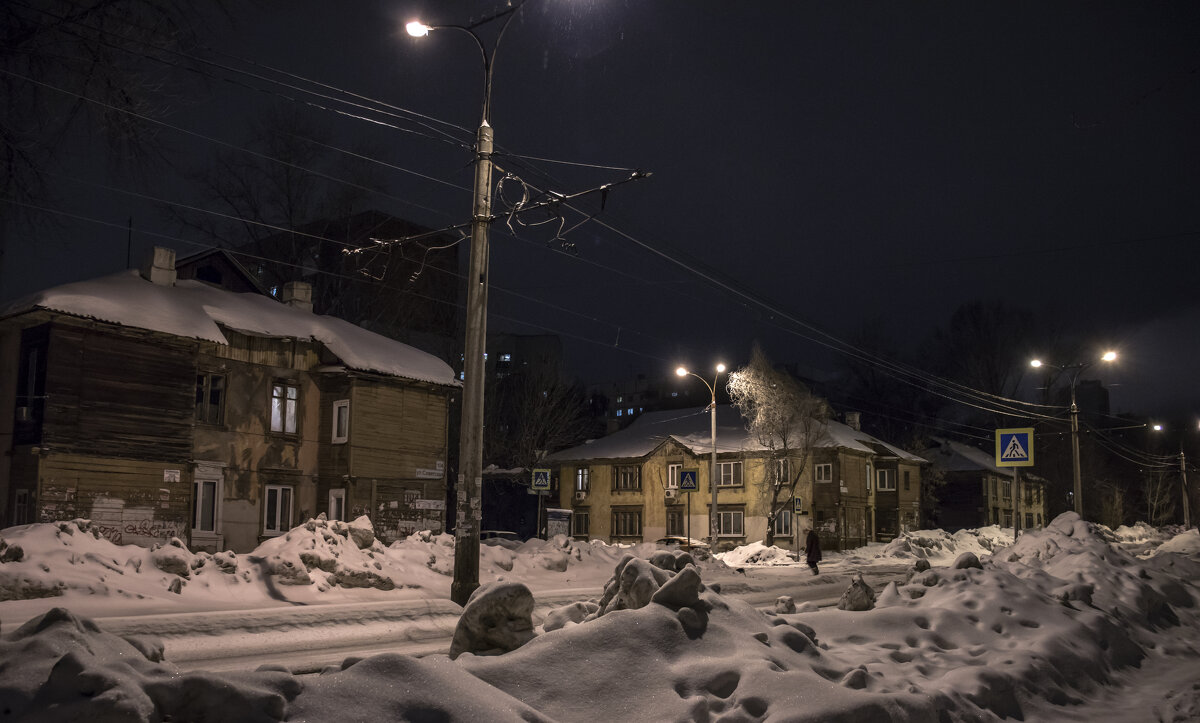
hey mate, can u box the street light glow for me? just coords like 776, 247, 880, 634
406, 21, 430, 37
1101, 350, 1117, 362
676, 366, 688, 377
1030, 359, 1043, 368
716, 363, 726, 373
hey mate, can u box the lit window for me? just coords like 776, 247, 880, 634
667, 463, 681, 489
616, 409, 623, 417
575, 467, 590, 492
500, 353, 512, 362
270, 382, 299, 434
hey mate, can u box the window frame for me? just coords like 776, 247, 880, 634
195, 373, 226, 426
263, 484, 294, 536
716, 461, 743, 488
772, 509, 793, 537
332, 399, 350, 444
572, 510, 590, 537
611, 508, 642, 537
575, 467, 590, 492
815, 463, 833, 483
270, 381, 300, 436
666, 508, 684, 537
667, 463, 681, 489
614, 465, 641, 491
193, 478, 220, 533
877, 469, 896, 491
717, 508, 745, 537
328, 488, 346, 522
772, 458, 789, 487
903, 470, 911, 491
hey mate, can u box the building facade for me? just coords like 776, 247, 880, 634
0, 248, 458, 552
918, 436, 1048, 531
546, 406, 925, 551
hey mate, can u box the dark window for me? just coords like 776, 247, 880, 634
264, 484, 294, 534
666, 509, 684, 536
572, 511, 590, 537
614, 466, 640, 491
612, 508, 642, 536
195, 374, 225, 425
903, 471, 910, 491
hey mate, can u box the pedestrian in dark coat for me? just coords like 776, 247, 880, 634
804, 529, 822, 576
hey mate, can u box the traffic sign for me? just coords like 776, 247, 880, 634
995, 428, 1034, 467
531, 468, 552, 490
679, 469, 699, 491
793, 495, 804, 514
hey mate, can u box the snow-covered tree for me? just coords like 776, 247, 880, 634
727, 345, 829, 546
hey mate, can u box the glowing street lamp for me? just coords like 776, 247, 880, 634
1151, 421, 1195, 530
1029, 351, 1118, 518
677, 363, 726, 546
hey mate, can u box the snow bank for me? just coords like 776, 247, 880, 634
4, 512, 1199, 721
716, 541, 796, 566
879, 524, 1013, 564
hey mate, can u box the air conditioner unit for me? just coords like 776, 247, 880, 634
664, 489, 678, 500
14, 407, 31, 422
574, 490, 588, 502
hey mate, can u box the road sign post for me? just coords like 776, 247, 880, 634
680, 470, 698, 548
996, 429, 1034, 538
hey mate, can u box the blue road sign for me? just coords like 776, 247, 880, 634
532, 468, 552, 490
793, 495, 804, 514
995, 428, 1035, 467
679, 469, 699, 491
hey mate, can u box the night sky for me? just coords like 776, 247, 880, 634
3, 0, 1199, 419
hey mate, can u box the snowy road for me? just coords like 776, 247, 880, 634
93, 565, 910, 673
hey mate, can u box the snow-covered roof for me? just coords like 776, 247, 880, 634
0, 269, 458, 387
545, 405, 925, 463
917, 436, 1013, 477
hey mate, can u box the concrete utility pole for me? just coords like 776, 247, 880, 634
407, 5, 523, 606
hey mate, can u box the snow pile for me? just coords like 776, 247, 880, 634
2, 512, 1200, 721
716, 541, 796, 566
880, 524, 1012, 564
1111, 521, 1165, 543
1148, 528, 1200, 558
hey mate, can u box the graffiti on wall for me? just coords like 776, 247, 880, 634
89, 495, 182, 546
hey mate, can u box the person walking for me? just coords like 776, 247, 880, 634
804, 528, 822, 576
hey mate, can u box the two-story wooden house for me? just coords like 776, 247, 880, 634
0, 247, 458, 552
544, 405, 925, 551
917, 436, 1048, 531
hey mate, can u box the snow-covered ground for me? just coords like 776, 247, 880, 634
1, 513, 1198, 721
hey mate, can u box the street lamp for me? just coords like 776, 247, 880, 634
677, 363, 726, 547
1029, 351, 1117, 518
408, 4, 527, 606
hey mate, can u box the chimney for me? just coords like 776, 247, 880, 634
844, 411, 861, 431
280, 281, 313, 313
139, 246, 176, 286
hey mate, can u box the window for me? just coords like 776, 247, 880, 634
1024, 512, 1033, 528
575, 467, 590, 492
612, 508, 642, 537
667, 463, 681, 489
866, 463, 872, 492
270, 382, 299, 434
718, 509, 744, 537
195, 374, 225, 425
815, 463, 833, 483
572, 510, 590, 537
877, 469, 896, 491
903, 470, 910, 491
667, 508, 684, 536
332, 399, 349, 443
328, 488, 346, 522
717, 461, 742, 487
616, 409, 623, 417
264, 484, 294, 535
1001, 480, 1012, 500
615, 466, 641, 491
773, 509, 793, 537
13, 489, 31, 525
193, 479, 219, 532
772, 458, 789, 487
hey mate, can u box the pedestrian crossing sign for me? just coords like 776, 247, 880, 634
532, 468, 552, 490
995, 428, 1035, 467
679, 470, 699, 491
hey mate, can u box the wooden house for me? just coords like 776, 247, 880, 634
917, 436, 1048, 531
544, 405, 925, 551
0, 247, 458, 552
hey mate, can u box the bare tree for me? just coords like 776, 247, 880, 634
484, 368, 594, 473
727, 344, 830, 546
1142, 471, 1176, 527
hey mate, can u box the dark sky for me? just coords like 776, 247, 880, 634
4, 0, 1199, 418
